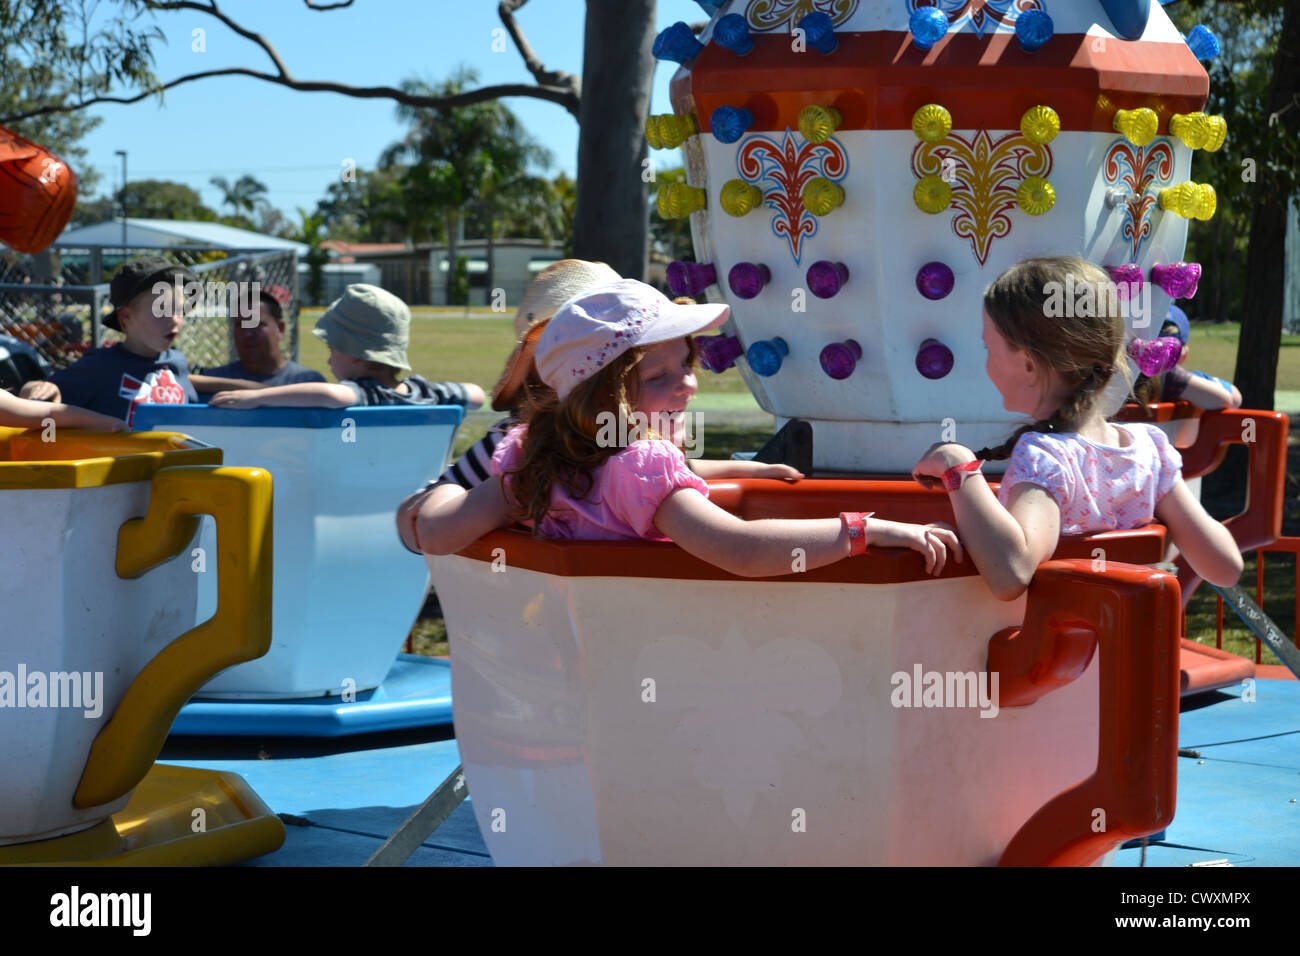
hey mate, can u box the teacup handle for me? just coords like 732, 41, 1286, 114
74, 465, 273, 809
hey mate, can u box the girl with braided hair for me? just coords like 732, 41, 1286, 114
911, 256, 1242, 601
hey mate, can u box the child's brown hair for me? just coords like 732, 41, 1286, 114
506, 337, 699, 530
976, 256, 1130, 460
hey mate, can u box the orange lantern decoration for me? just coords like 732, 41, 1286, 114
0, 124, 78, 254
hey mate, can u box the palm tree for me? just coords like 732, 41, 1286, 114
211, 173, 270, 220
294, 207, 328, 305
382, 67, 558, 304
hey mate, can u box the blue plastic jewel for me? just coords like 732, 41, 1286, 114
747, 337, 789, 377
713, 13, 754, 55
653, 22, 705, 64
711, 106, 753, 144
1185, 24, 1221, 61
798, 11, 838, 55
1015, 10, 1054, 52
910, 8, 948, 51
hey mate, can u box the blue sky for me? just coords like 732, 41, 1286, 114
77, 0, 706, 221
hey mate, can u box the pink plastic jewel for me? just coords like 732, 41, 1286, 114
1105, 263, 1145, 300
1127, 335, 1184, 376
1150, 262, 1201, 300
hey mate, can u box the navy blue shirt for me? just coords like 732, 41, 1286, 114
49, 343, 198, 425
202, 359, 326, 387
341, 374, 470, 408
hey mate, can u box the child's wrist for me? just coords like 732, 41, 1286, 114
840, 511, 874, 556
941, 459, 984, 492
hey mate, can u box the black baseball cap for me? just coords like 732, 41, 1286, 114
106, 256, 199, 331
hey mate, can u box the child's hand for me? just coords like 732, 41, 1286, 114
209, 391, 262, 409
749, 463, 803, 481
912, 442, 977, 490
20, 380, 60, 402
867, 517, 963, 575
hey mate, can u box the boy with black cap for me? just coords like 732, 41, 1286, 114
20, 255, 201, 425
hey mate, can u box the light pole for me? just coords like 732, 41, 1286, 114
114, 150, 127, 246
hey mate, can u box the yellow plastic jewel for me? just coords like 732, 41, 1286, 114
1202, 115, 1227, 152
1017, 176, 1056, 215
1158, 181, 1217, 221
1113, 107, 1159, 147
1167, 112, 1227, 152
1019, 105, 1060, 145
645, 114, 696, 150
913, 175, 952, 214
656, 182, 706, 219
912, 104, 952, 143
798, 105, 842, 144
720, 179, 763, 216
803, 177, 845, 216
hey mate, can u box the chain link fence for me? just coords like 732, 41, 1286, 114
0, 246, 301, 381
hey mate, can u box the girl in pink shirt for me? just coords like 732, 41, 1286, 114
416, 279, 960, 577
911, 256, 1242, 601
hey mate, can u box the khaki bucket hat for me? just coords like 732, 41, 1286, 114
491, 259, 621, 411
312, 284, 411, 372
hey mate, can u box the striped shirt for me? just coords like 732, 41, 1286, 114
341, 374, 470, 408
424, 416, 516, 492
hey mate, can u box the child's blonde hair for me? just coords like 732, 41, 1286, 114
977, 256, 1129, 460
506, 337, 699, 530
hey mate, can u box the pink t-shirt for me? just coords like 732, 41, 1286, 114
996, 423, 1183, 535
490, 424, 710, 541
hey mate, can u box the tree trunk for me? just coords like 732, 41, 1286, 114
572, 0, 656, 281
1206, 0, 1300, 503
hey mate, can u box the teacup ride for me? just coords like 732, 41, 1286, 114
132, 403, 464, 736
0, 427, 281, 865
428, 0, 1293, 865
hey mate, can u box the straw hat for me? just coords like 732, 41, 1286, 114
491, 259, 621, 411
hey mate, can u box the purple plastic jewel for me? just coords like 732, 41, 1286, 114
666, 260, 717, 298
820, 339, 862, 380
1105, 263, 1145, 300
916, 261, 955, 300
747, 337, 788, 377
728, 262, 770, 299
712, 13, 754, 55
1127, 335, 1184, 377
697, 333, 744, 374
1150, 261, 1201, 300
653, 22, 705, 64
807, 260, 849, 299
915, 338, 954, 380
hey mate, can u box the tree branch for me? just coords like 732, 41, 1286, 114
303, 0, 354, 8
499, 0, 580, 107
0, 69, 580, 126
143, 0, 291, 76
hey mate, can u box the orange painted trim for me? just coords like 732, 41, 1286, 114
669, 33, 1207, 135
1115, 400, 1202, 424
453, 478, 1167, 583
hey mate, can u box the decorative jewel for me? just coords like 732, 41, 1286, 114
1127, 336, 1184, 376
712, 13, 754, 55
711, 106, 753, 144
653, 22, 704, 64
720, 179, 764, 216
806, 260, 848, 298
1150, 261, 1202, 299
697, 333, 744, 374
646, 114, 696, 150
1104, 263, 1144, 300
912, 104, 952, 143
1158, 182, 1216, 221
1113, 107, 1159, 147
1015, 10, 1054, 52
1169, 112, 1227, 152
802, 177, 845, 215
1185, 24, 1221, 61
728, 262, 771, 299
820, 339, 861, 380
657, 182, 706, 219
747, 337, 788, 377
916, 261, 955, 300
910, 7, 948, 50
1017, 176, 1055, 215
916, 338, 954, 380
666, 260, 717, 298
798, 11, 839, 54
1019, 105, 1060, 145
798, 104, 842, 144
914, 175, 952, 214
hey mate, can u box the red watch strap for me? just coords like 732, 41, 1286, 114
840, 511, 875, 556
942, 459, 983, 491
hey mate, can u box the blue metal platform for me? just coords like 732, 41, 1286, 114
157, 676, 1299, 867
